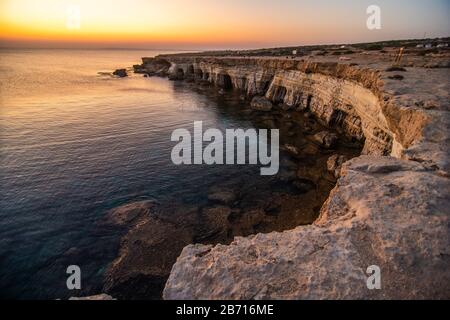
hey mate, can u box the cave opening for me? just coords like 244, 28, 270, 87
274, 86, 287, 104
306, 95, 313, 109
263, 81, 271, 93
195, 69, 203, 80
218, 73, 233, 90
176, 68, 185, 79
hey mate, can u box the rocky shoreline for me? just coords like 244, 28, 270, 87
100, 108, 361, 299
106, 44, 449, 299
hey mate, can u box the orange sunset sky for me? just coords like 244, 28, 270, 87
1, 0, 449, 49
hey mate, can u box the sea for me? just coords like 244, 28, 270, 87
0, 48, 263, 299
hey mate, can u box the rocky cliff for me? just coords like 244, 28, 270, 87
136, 51, 449, 299
164, 156, 449, 299
157, 55, 446, 166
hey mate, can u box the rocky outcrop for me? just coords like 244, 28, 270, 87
159, 54, 449, 300
134, 57, 171, 76
113, 69, 128, 77
160, 56, 445, 161
312, 131, 338, 149
164, 156, 450, 299
102, 201, 198, 300
100, 50, 449, 300
250, 96, 273, 111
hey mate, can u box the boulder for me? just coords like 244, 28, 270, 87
313, 131, 338, 148
281, 144, 300, 156
250, 96, 273, 112
277, 168, 297, 182
208, 190, 237, 205
163, 156, 450, 299
140, 58, 171, 75
113, 69, 128, 77
326, 154, 349, 178
292, 178, 315, 193
196, 206, 232, 243
133, 64, 146, 74
280, 103, 293, 111
101, 200, 158, 227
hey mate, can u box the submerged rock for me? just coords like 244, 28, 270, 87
292, 178, 315, 193
313, 131, 338, 148
163, 156, 450, 299
208, 189, 237, 205
277, 168, 297, 182
69, 294, 115, 300
281, 144, 300, 156
250, 96, 273, 112
196, 206, 232, 243
103, 201, 198, 300
279, 103, 293, 111
113, 69, 128, 78
102, 200, 158, 227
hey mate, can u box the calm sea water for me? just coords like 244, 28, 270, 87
0, 49, 262, 299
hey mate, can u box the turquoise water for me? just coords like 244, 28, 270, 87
0, 49, 262, 299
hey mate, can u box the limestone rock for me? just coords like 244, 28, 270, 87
326, 154, 349, 178
113, 69, 128, 77
250, 96, 273, 112
103, 202, 198, 300
163, 156, 450, 299
196, 206, 232, 243
313, 131, 338, 148
102, 200, 158, 227
159, 55, 448, 166
127, 54, 450, 300
208, 189, 237, 205
138, 57, 171, 75
281, 144, 300, 156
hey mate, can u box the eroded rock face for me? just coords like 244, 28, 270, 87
164, 156, 450, 300
135, 57, 171, 76
162, 56, 448, 171
114, 54, 449, 300
164, 58, 392, 155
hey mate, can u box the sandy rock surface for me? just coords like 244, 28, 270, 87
164, 156, 450, 299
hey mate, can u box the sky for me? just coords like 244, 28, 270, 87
0, 0, 449, 49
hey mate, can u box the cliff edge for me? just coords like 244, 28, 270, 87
160, 49, 450, 299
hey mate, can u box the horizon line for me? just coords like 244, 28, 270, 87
0, 36, 449, 52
